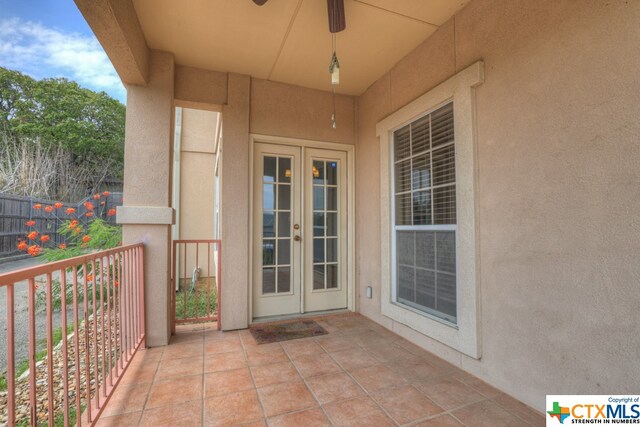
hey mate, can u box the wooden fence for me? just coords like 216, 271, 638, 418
0, 192, 123, 260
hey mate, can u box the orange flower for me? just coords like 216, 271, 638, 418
27, 245, 41, 256
40, 235, 50, 243
33, 204, 42, 209
66, 207, 76, 215
54, 202, 64, 209
73, 228, 82, 236
58, 243, 67, 250
82, 235, 91, 243
93, 194, 101, 200
87, 274, 94, 282
25, 220, 35, 227
17, 240, 28, 251
85, 211, 94, 217
44, 205, 54, 213
33, 283, 39, 290
83, 201, 94, 211
102, 191, 110, 196
113, 280, 119, 287
68, 220, 79, 229
107, 208, 116, 217
27, 231, 38, 240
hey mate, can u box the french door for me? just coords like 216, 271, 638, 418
252, 143, 348, 318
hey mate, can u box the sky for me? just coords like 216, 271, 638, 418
0, 0, 126, 103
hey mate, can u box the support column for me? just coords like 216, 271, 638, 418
220, 73, 251, 330
118, 50, 175, 347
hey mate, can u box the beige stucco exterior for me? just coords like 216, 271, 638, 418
82, 0, 640, 415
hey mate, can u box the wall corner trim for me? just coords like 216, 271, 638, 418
116, 206, 175, 225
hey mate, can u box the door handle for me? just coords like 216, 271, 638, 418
294, 235, 301, 242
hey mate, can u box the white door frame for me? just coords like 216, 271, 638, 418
249, 134, 355, 322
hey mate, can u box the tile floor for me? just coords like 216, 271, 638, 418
95, 314, 544, 427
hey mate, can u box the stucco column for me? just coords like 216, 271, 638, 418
220, 73, 251, 330
118, 50, 175, 347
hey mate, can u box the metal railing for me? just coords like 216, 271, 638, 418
171, 240, 221, 332
0, 243, 145, 426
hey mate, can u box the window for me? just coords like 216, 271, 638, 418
376, 61, 483, 359
393, 103, 457, 324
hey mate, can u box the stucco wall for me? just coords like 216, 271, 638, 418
356, 0, 640, 412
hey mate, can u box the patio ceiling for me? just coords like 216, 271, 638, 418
131, 0, 470, 95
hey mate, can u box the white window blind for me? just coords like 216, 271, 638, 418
393, 102, 457, 323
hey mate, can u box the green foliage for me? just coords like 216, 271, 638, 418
44, 218, 122, 262
175, 277, 218, 320
0, 66, 125, 176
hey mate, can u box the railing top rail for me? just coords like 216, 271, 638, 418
0, 243, 144, 286
172, 239, 222, 244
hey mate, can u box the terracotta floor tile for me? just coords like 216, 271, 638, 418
268, 408, 331, 427
169, 331, 204, 345
162, 341, 203, 360
156, 355, 203, 380
330, 347, 378, 372
492, 392, 545, 426
204, 350, 247, 373
250, 361, 300, 388
349, 364, 406, 392
371, 384, 444, 425
257, 381, 317, 417
306, 371, 365, 405
414, 414, 464, 426
205, 367, 254, 397
389, 359, 449, 383
205, 339, 243, 354
119, 360, 159, 385
95, 411, 142, 426
293, 353, 343, 378
245, 346, 289, 367
452, 400, 529, 427
323, 396, 394, 427
205, 330, 240, 342
454, 372, 504, 398
146, 375, 203, 409
204, 389, 264, 427
139, 400, 202, 426
100, 383, 150, 417
416, 377, 486, 410
133, 348, 164, 363
281, 339, 324, 359
366, 342, 415, 363
314, 335, 357, 353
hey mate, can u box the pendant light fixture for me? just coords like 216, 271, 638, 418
327, 0, 345, 129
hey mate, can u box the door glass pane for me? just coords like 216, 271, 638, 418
313, 213, 325, 236
263, 268, 276, 294
262, 240, 275, 265
313, 238, 325, 263
264, 157, 276, 182
278, 267, 291, 293
278, 185, 291, 210
278, 212, 290, 237
277, 239, 290, 265
313, 265, 325, 290
313, 186, 324, 210
327, 161, 338, 185
312, 160, 324, 184
327, 213, 337, 237
278, 157, 292, 183
263, 184, 276, 210
327, 264, 338, 289
263, 212, 275, 237
326, 238, 337, 263
326, 187, 337, 211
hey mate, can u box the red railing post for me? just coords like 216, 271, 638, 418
6, 283, 15, 425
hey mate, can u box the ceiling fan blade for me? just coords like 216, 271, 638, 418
253, 0, 269, 5
327, 0, 346, 33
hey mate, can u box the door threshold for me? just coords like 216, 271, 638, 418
251, 308, 351, 325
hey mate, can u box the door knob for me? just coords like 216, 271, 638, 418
294, 235, 301, 242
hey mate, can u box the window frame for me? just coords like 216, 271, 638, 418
376, 61, 484, 359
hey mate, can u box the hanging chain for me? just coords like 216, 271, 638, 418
331, 33, 337, 129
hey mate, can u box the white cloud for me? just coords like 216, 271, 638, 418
0, 17, 126, 102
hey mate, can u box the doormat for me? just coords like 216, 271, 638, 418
249, 320, 328, 344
